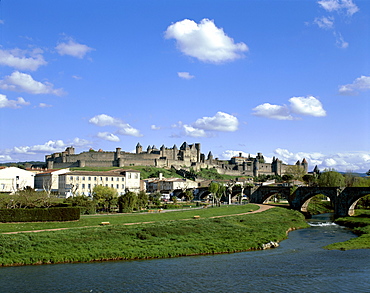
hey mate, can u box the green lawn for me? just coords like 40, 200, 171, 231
0, 204, 259, 233
0, 207, 309, 266
325, 209, 370, 250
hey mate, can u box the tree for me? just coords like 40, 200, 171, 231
92, 185, 118, 212
185, 189, 194, 202
214, 183, 226, 206
137, 190, 148, 210
302, 174, 317, 186
284, 165, 306, 180
118, 191, 137, 213
208, 182, 219, 206
149, 192, 161, 206
317, 170, 345, 187
366, 169, 370, 176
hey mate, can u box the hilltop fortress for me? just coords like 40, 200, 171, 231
45, 142, 308, 177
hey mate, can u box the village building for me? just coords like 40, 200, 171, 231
34, 168, 70, 193
0, 167, 35, 193
58, 169, 141, 197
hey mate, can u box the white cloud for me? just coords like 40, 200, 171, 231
38, 102, 52, 108
274, 148, 370, 172
12, 138, 90, 155
289, 96, 326, 117
183, 125, 207, 137
219, 150, 250, 160
0, 94, 30, 109
253, 96, 326, 120
89, 114, 142, 137
318, 0, 359, 16
334, 32, 349, 48
165, 18, 248, 63
314, 16, 334, 29
252, 103, 293, 120
0, 138, 91, 162
0, 155, 12, 162
97, 132, 120, 142
55, 39, 94, 59
0, 71, 65, 95
0, 48, 47, 71
178, 72, 195, 79
151, 125, 161, 130
72, 75, 82, 80
339, 75, 370, 95
193, 111, 239, 132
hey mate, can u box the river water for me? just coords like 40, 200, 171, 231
1, 213, 369, 293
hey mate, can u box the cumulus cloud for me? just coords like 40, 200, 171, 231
274, 148, 370, 172
178, 72, 195, 79
0, 138, 91, 162
0, 48, 47, 71
165, 18, 248, 63
183, 125, 207, 137
253, 96, 326, 120
89, 114, 142, 137
11, 138, 90, 155
0, 94, 30, 109
289, 96, 326, 117
55, 39, 94, 59
193, 111, 239, 132
252, 103, 293, 120
97, 132, 120, 142
174, 112, 238, 138
0, 71, 65, 95
318, 0, 359, 16
339, 75, 370, 95
151, 125, 161, 130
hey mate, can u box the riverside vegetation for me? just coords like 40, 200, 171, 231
0, 206, 309, 266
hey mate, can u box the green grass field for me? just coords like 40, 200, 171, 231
0, 206, 309, 266
324, 209, 370, 250
0, 204, 259, 233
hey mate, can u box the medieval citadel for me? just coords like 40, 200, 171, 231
45, 142, 308, 177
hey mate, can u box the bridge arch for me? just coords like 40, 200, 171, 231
289, 187, 339, 214
338, 188, 370, 216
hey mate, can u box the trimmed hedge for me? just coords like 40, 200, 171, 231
0, 207, 80, 222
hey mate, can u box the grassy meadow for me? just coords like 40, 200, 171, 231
325, 209, 370, 250
0, 206, 309, 266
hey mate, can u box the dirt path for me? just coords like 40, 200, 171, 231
2, 204, 275, 235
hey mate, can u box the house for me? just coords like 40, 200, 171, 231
34, 168, 70, 193
0, 167, 35, 193
145, 173, 198, 195
58, 169, 141, 197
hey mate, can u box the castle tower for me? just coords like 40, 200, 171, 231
253, 157, 259, 177
160, 145, 165, 158
136, 143, 142, 154
302, 158, 308, 173
207, 151, 213, 163
172, 144, 178, 160
195, 143, 201, 162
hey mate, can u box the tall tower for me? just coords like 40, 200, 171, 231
136, 143, 142, 154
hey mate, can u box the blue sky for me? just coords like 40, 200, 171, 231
0, 0, 369, 172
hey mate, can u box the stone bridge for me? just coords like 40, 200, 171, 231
193, 186, 370, 217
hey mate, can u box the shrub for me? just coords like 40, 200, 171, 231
0, 207, 80, 222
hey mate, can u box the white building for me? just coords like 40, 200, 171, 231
145, 176, 198, 194
0, 167, 35, 193
58, 169, 141, 197
34, 168, 70, 193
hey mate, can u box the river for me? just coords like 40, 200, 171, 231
0, 213, 369, 293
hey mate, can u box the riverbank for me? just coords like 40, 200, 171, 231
325, 209, 370, 250
0, 207, 309, 266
